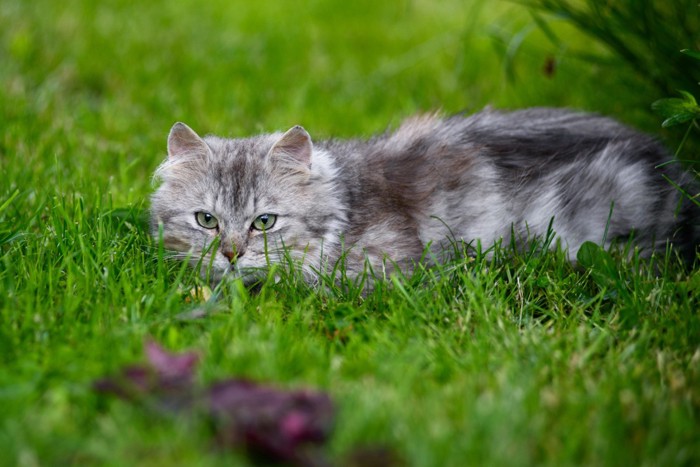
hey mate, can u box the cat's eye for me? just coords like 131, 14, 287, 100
251, 214, 277, 231
195, 211, 219, 230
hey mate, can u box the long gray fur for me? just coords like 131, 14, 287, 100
151, 107, 699, 285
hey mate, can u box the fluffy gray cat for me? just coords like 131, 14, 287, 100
150, 108, 698, 285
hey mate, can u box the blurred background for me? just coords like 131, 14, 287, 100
1, 0, 698, 205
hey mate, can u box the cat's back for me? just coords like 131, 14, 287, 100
324, 107, 656, 167
320, 108, 697, 261
336, 107, 680, 188
321, 107, 660, 188
459, 107, 669, 170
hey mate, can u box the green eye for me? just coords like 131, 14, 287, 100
251, 213, 277, 231
195, 211, 219, 229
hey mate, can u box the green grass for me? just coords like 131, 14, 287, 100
1, 0, 699, 465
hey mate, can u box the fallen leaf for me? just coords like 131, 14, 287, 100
94, 339, 335, 465
208, 379, 334, 464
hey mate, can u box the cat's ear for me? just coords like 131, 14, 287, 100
268, 125, 312, 170
167, 122, 210, 159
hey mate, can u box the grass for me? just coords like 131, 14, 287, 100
1, 0, 699, 465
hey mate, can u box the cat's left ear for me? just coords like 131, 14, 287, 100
269, 125, 312, 171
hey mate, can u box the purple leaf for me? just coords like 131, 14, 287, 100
94, 341, 200, 411
144, 339, 199, 381
93, 339, 336, 465
207, 379, 334, 464
93, 365, 155, 399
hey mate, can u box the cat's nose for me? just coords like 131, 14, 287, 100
223, 250, 236, 262
222, 247, 245, 263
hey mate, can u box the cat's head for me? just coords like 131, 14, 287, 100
150, 122, 345, 285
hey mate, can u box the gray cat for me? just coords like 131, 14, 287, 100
150, 108, 698, 285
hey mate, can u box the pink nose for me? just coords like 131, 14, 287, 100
222, 246, 245, 263
223, 250, 237, 263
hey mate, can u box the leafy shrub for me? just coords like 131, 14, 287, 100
522, 0, 700, 97
522, 0, 700, 164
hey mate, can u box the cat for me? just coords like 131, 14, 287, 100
150, 107, 699, 286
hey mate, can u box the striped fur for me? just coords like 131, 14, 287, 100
151, 108, 699, 285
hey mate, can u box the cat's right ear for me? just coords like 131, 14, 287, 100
167, 122, 210, 159
269, 126, 313, 170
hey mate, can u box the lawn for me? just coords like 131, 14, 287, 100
1, 0, 699, 465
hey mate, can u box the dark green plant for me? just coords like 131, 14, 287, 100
651, 49, 700, 209
521, 0, 700, 98
651, 49, 700, 159
521, 0, 700, 166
